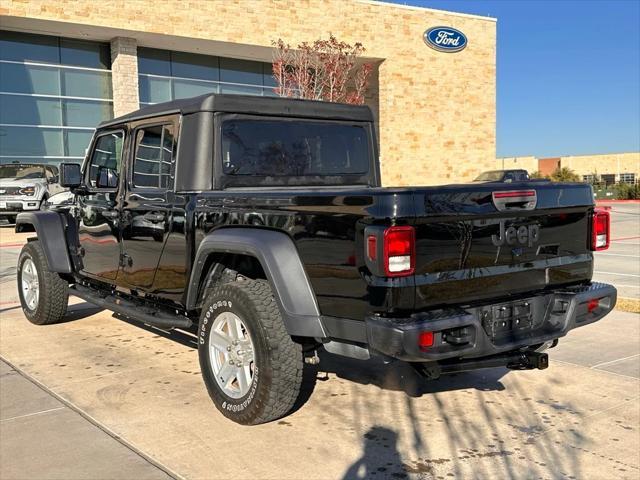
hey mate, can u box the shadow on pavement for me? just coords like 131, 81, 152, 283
319, 349, 507, 396
343, 426, 403, 479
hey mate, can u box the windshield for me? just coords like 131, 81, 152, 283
474, 171, 504, 182
0, 165, 46, 180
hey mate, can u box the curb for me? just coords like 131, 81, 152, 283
596, 200, 640, 204
616, 297, 640, 314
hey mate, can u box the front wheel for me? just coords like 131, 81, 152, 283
17, 241, 69, 325
198, 280, 303, 425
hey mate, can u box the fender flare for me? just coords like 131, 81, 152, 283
187, 228, 326, 338
15, 211, 73, 273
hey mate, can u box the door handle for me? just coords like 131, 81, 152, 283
102, 210, 119, 219
143, 212, 166, 223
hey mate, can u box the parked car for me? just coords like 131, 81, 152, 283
15, 94, 616, 425
474, 169, 530, 183
0, 163, 64, 224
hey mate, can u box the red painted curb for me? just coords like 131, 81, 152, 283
611, 235, 640, 242
0, 242, 26, 248
596, 199, 640, 204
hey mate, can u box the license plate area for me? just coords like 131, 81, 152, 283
480, 300, 534, 341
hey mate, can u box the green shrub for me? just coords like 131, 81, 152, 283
614, 183, 640, 200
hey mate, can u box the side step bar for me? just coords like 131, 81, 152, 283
413, 351, 549, 380
72, 284, 193, 330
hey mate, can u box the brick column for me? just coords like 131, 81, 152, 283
110, 37, 139, 117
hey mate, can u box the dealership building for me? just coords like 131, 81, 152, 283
0, 0, 497, 186
498, 152, 640, 185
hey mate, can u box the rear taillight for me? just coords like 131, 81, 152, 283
383, 226, 415, 276
591, 209, 610, 251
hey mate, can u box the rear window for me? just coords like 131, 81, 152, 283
221, 118, 370, 178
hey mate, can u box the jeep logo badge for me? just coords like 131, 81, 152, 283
492, 221, 540, 248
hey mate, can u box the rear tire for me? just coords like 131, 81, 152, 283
198, 279, 303, 425
17, 241, 69, 325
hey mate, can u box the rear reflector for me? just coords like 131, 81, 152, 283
591, 209, 610, 251
367, 235, 377, 261
587, 298, 600, 313
383, 226, 415, 276
418, 331, 434, 349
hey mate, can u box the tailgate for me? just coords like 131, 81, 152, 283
412, 182, 595, 309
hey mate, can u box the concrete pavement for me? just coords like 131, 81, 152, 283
1, 298, 638, 479
0, 208, 639, 480
1, 359, 174, 480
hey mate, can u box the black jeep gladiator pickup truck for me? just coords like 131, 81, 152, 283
15, 94, 616, 425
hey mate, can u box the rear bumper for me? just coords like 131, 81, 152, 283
366, 282, 617, 362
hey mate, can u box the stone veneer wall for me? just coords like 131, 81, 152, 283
2, 0, 497, 186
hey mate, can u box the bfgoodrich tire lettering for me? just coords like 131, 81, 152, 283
17, 240, 69, 325
198, 280, 303, 425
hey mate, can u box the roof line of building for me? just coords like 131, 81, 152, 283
498, 151, 640, 160
357, 0, 498, 22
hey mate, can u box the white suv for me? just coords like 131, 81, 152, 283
0, 164, 64, 224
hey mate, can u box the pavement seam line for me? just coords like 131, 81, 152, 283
593, 271, 640, 278
553, 359, 640, 381
0, 355, 185, 480
1, 406, 66, 423
48, 366, 156, 388
590, 353, 640, 369
533, 395, 640, 438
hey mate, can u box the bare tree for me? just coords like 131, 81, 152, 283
271, 34, 373, 105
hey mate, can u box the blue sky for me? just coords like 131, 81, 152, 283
386, 0, 640, 158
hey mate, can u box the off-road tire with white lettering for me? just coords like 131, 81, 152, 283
17, 240, 68, 325
198, 279, 303, 425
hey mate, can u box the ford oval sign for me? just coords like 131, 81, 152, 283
423, 26, 467, 53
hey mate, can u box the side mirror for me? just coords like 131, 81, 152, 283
48, 175, 58, 184
97, 167, 119, 189
59, 163, 82, 188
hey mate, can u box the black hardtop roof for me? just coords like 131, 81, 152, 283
100, 93, 374, 128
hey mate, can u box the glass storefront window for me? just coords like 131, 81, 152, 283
60, 38, 110, 70
139, 75, 171, 104
0, 31, 112, 166
173, 78, 218, 99
219, 83, 264, 96
0, 30, 59, 64
0, 95, 63, 126
62, 69, 112, 99
219, 57, 262, 86
138, 47, 171, 76
138, 47, 276, 104
0, 126, 64, 156
171, 51, 218, 81
65, 130, 96, 157
63, 100, 112, 128
0, 62, 61, 95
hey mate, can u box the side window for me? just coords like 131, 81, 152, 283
87, 131, 124, 188
132, 124, 175, 189
44, 167, 54, 181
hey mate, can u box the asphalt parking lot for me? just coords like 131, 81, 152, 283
0, 206, 638, 480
